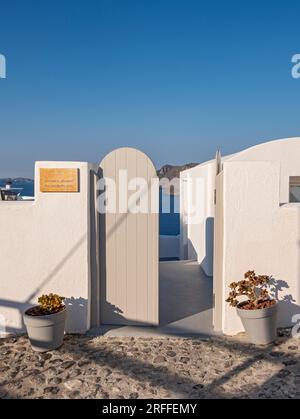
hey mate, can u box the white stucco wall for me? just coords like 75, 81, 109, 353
180, 162, 215, 276
0, 161, 92, 335
229, 137, 300, 203
215, 160, 300, 335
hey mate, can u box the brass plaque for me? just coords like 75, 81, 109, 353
40, 168, 79, 192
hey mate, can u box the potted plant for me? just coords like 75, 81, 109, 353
226, 271, 278, 345
24, 294, 66, 352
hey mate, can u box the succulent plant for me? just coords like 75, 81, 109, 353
38, 293, 65, 314
226, 271, 275, 309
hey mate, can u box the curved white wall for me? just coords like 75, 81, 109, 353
229, 137, 300, 203
215, 156, 300, 335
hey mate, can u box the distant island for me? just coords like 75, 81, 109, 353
0, 177, 34, 184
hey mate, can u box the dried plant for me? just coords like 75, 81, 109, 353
38, 293, 65, 314
226, 271, 275, 309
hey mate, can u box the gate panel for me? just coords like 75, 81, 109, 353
99, 147, 159, 326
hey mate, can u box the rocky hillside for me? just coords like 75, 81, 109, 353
157, 163, 198, 180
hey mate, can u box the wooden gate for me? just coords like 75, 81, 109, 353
98, 147, 159, 326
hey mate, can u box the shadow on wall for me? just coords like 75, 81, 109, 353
0, 232, 89, 335
187, 239, 197, 260
0, 299, 28, 335
188, 217, 214, 277
0, 296, 88, 336
272, 210, 300, 328
204, 217, 214, 276
269, 277, 300, 328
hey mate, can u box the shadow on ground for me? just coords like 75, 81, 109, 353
0, 328, 299, 399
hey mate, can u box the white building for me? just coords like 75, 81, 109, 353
180, 137, 300, 335
1, 139, 300, 338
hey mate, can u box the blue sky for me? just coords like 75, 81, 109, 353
0, 0, 300, 177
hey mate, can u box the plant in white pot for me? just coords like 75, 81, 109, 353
24, 294, 67, 352
226, 271, 278, 345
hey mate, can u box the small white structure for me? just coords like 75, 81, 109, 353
180, 137, 300, 335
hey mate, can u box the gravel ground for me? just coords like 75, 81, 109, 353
0, 329, 300, 399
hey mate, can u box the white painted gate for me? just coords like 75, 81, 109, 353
99, 148, 159, 326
